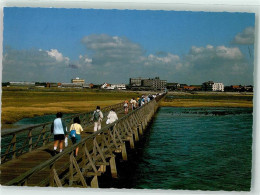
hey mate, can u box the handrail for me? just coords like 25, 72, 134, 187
5, 93, 166, 186
1, 102, 125, 163
1, 102, 124, 136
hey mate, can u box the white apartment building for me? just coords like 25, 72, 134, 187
212, 83, 224, 92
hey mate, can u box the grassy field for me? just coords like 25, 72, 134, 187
1, 88, 253, 128
1, 87, 140, 127
161, 92, 253, 108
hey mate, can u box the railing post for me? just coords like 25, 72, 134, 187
42, 127, 46, 146
69, 152, 74, 186
12, 134, 17, 159
28, 129, 33, 152
50, 164, 55, 187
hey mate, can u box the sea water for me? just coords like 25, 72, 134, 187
101, 107, 253, 191
133, 107, 253, 191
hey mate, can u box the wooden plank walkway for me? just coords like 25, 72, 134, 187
0, 109, 127, 185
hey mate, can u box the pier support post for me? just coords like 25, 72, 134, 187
129, 135, 135, 149
98, 165, 106, 173
122, 142, 127, 161
145, 118, 148, 127
109, 157, 117, 178
133, 127, 139, 141
91, 176, 99, 188
138, 124, 143, 135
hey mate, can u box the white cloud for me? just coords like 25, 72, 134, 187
187, 45, 243, 64
215, 46, 243, 60
2, 47, 71, 82
182, 45, 252, 84
46, 49, 70, 63
231, 27, 255, 45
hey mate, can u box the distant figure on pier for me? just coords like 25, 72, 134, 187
92, 106, 104, 132
141, 97, 145, 106
69, 116, 83, 156
130, 98, 137, 110
130, 98, 134, 110
124, 100, 129, 114
51, 112, 67, 154
106, 108, 118, 124
149, 94, 154, 101
138, 97, 142, 107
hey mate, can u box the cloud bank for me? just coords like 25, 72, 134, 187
2, 27, 254, 85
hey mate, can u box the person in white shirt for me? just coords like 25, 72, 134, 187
130, 98, 137, 110
106, 108, 118, 124
51, 112, 67, 154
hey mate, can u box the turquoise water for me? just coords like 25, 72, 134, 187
133, 107, 253, 191
14, 113, 73, 126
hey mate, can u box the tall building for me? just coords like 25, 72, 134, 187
129, 77, 148, 86
142, 77, 167, 90
129, 77, 167, 90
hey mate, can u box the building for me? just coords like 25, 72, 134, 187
202, 81, 214, 91
129, 77, 167, 90
112, 84, 126, 90
101, 83, 112, 89
46, 82, 59, 88
142, 77, 167, 90
183, 85, 202, 91
60, 83, 83, 88
129, 77, 148, 86
166, 83, 180, 91
83, 83, 94, 88
101, 83, 126, 90
71, 77, 85, 84
212, 83, 224, 92
9, 82, 35, 87
202, 81, 224, 91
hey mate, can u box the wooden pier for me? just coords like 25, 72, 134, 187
0, 94, 165, 188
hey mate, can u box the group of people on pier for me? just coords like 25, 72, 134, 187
51, 94, 158, 156
124, 94, 156, 114
51, 106, 119, 156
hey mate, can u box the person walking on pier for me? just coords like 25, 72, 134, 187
130, 98, 137, 110
106, 108, 118, 124
130, 98, 134, 110
138, 96, 142, 107
92, 106, 104, 132
124, 100, 129, 114
51, 112, 67, 154
69, 116, 83, 157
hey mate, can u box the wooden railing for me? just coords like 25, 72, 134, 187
1, 102, 125, 163
4, 93, 165, 187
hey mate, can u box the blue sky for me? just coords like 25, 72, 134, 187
2, 7, 255, 85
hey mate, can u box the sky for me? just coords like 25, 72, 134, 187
2, 7, 255, 85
